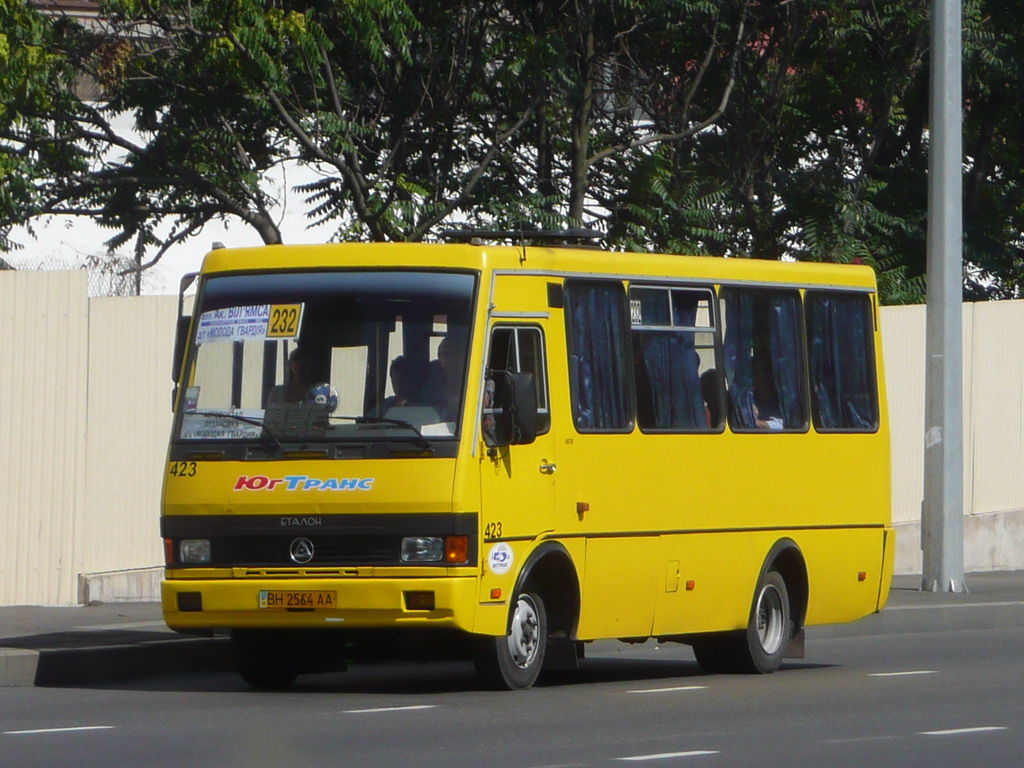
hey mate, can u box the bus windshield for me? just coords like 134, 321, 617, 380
175, 270, 476, 448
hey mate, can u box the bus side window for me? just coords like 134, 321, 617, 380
629, 285, 721, 432
721, 288, 807, 432
487, 326, 551, 434
564, 280, 633, 432
805, 292, 878, 431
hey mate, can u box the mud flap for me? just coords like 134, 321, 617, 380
785, 627, 805, 659
543, 638, 584, 671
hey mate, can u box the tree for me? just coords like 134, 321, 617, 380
2, 0, 753, 261
959, 0, 1024, 298
1, 0, 290, 271
5, 1, 1024, 304
672, 0, 933, 300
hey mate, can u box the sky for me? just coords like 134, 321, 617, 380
6, 169, 336, 296
6, 110, 336, 297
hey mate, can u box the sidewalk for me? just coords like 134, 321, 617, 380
0, 602, 228, 687
2, 571, 1022, 687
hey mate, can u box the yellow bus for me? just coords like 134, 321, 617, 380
161, 232, 893, 689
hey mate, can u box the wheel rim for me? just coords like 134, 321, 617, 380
755, 583, 786, 655
507, 595, 541, 669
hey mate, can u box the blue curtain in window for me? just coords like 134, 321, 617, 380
568, 283, 630, 430
808, 297, 840, 427
672, 297, 705, 429
838, 299, 875, 427
768, 294, 804, 427
808, 294, 877, 430
723, 291, 757, 428
637, 335, 703, 429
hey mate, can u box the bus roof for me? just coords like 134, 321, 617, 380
199, 242, 878, 291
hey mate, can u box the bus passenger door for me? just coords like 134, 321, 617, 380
478, 324, 556, 592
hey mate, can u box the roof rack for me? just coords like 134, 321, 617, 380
440, 228, 604, 246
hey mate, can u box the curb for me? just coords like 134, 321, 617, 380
1, 637, 230, 688
0, 648, 40, 687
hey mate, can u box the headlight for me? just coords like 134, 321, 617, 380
400, 536, 470, 564
179, 539, 212, 564
401, 537, 444, 562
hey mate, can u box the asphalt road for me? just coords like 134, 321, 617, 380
2, 613, 1021, 768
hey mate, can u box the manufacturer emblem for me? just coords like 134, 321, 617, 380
289, 537, 315, 564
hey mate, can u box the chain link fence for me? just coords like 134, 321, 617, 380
8, 251, 161, 297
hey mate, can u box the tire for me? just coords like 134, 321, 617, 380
232, 630, 299, 690
475, 591, 547, 690
691, 569, 790, 675
743, 569, 790, 674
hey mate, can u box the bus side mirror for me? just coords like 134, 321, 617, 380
170, 315, 192, 411
172, 314, 191, 384
172, 272, 199, 409
487, 371, 538, 447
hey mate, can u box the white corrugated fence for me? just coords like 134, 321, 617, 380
1, 270, 1022, 605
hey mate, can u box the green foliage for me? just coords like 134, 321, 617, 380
2, 0, 1023, 303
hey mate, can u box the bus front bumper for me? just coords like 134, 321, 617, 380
161, 573, 480, 633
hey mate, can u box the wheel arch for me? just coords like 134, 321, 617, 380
511, 541, 581, 639
758, 538, 809, 633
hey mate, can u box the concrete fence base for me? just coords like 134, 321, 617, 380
78, 567, 163, 604
894, 507, 1024, 576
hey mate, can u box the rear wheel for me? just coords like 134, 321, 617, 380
475, 591, 547, 690
746, 570, 790, 673
692, 569, 791, 675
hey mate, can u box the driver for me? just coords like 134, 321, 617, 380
268, 346, 315, 404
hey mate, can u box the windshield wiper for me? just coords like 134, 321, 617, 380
187, 410, 282, 451
353, 416, 433, 452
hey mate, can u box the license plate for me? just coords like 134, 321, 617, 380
258, 590, 337, 609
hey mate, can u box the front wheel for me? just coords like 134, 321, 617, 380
475, 591, 547, 690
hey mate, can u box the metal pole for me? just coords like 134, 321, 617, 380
922, 0, 966, 593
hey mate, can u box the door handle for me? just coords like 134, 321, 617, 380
539, 461, 557, 475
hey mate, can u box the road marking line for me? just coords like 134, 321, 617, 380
616, 751, 719, 761
4, 726, 115, 736
628, 685, 708, 694
821, 735, 898, 745
75, 620, 168, 631
343, 705, 437, 714
888, 600, 1024, 611
868, 670, 937, 677
920, 726, 1006, 736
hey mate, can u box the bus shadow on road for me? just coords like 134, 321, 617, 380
79, 654, 838, 695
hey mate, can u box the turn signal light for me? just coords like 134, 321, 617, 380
445, 536, 469, 563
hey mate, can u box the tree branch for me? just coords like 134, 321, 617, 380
587, 14, 748, 170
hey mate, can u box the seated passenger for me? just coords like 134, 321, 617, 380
436, 332, 467, 421
700, 369, 723, 428
753, 366, 783, 430
382, 355, 425, 411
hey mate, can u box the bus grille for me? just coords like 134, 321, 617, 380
215, 535, 398, 567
